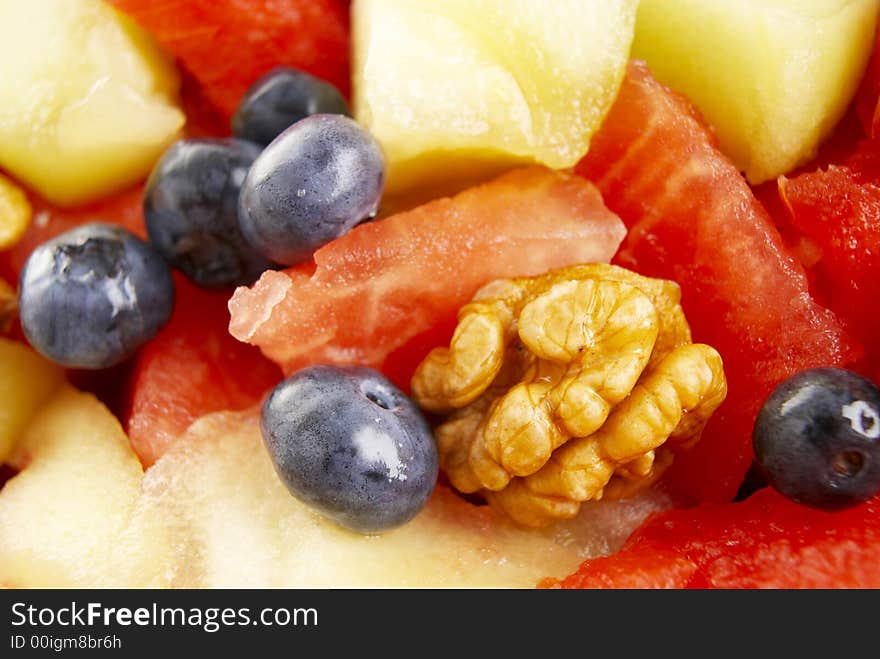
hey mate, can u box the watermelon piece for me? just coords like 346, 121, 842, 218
550, 488, 880, 589
125, 274, 281, 467
778, 140, 880, 359
0, 184, 145, 283
109, 0, 350, 124
576, 61, 862, 503
228, 166, 627, 391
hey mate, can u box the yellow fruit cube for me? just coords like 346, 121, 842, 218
632, 0, 880, 183
0, 0, 185, 206
0, 386, 159, 587
353, 0, 639, 204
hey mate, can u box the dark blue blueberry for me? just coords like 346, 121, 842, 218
144, 138, 274, 287
232, 67, 350, 147
261, 365, 438, 533
238, 114, 385, 266
753, 367, 880, 510
18, 223, 174, 369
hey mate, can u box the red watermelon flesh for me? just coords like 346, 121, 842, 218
178, 66, 230, 139
0, 183, 281, 466
228, 166, 627, 391
778, 139, 880, 360
576, 61, 862, 503
550, 489, 880, 589
109, 0, 351, 124
0, 184, 146, 284
125, 274, 282, 467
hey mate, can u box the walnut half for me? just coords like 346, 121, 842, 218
411, 263, 727, 527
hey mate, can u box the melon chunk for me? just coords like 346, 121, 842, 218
127, 410, 673, 588
632, 0, 879, 183
0, 401, 670, 587
0, 386, 167, 587
0, 0, 185, 206
353, 0, 639, 203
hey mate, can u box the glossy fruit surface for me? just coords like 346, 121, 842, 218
0, 186, 146, 284
353, 0, 639, 201
551, 487, 880, 588
632, 0, 878, 183
0, 399, 670, 587
239, 114, 385, 265
232, 67, 350, 146
0, 0, 184, 206
125, 274, 281, 467
144, 138, 272, 287
576, 61, 861, 502
4, 0, 876, 591
229, 166, 626, 389
754, 367, 880, 510
18, 223, 174, 369
109, 0, 351, 122
778, 141, 880, 354
261, 365, 438, 533
0, 386, 153, 587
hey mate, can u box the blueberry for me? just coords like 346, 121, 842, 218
261, 365, 438, 533
144, 138, 274, 287
238, 114, 385, 266
232, 67, 350, 147
18, 223, 174, 369
753, 367, 880, 510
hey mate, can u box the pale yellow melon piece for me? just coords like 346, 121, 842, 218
141, 410, 670, 588
0, 0, 185, 206
0, 401, 670, 587
632, 0, 879, 183
353, 0, 639, 205
0, 338, 64, 463
0, 386, 168, 587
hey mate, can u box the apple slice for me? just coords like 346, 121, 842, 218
0, 0, 184, 206
632, 0, 879, 183
353, 0, 639, 205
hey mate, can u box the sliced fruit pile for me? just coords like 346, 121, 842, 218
1, 0, 880, 588
107, 0, 351, 123
576, 61, 861, 503
0, 340, 672, 587
228, 166, 626, 385
124, 274, 282, 467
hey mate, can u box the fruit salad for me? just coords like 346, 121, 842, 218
2, 0, 880, 589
